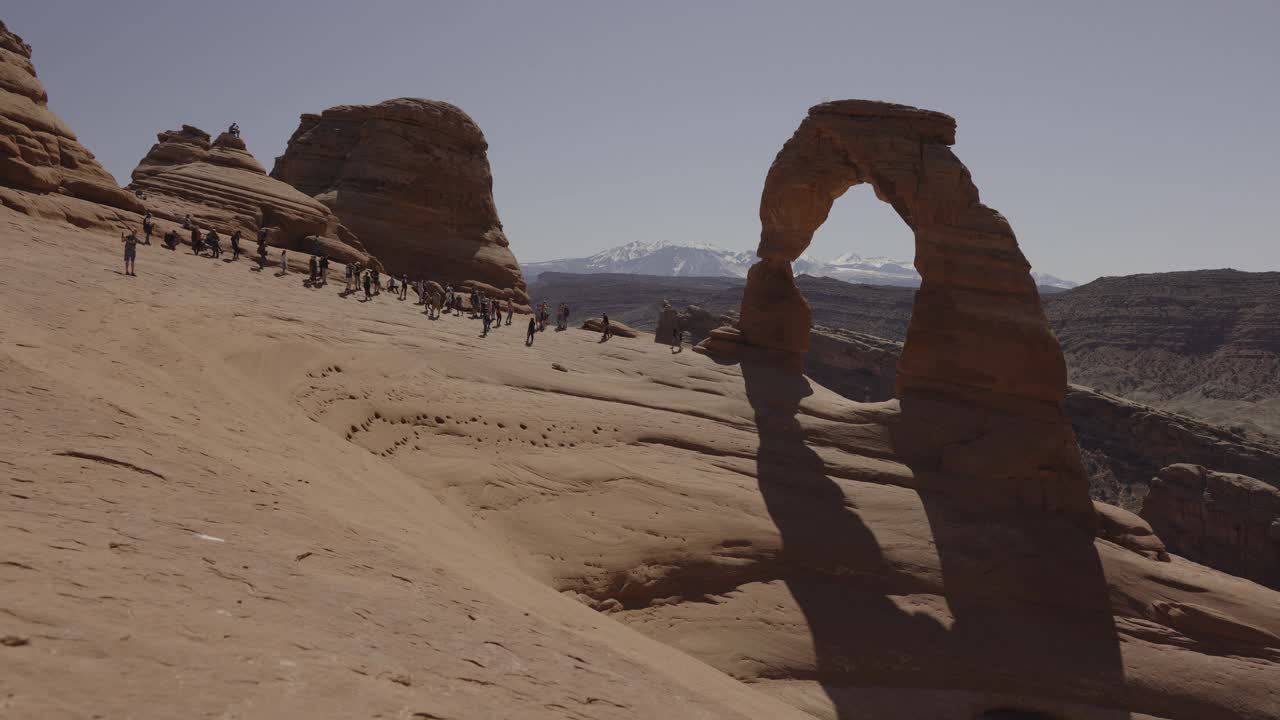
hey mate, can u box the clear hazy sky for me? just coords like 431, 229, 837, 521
9, 1, 1279, 282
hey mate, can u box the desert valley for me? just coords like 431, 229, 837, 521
2, 10, 1279, 720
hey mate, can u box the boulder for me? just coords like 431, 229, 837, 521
581, 317, 638, 338
127, 125, 377, 268
730, 100, 1090, 522
0, 20, 142, 224
271, 98, 527, 304
655, 301, 728, 345
1141, 464, 1280, 588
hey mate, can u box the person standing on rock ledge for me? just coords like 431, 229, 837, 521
120, 229, 139, 276
142, 212, 154, 245
279, 250, 288, 275
230, 230, 241, 261
526, 316, 537, 346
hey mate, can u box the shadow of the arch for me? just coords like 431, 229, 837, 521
734, 100, 1127, 719
742, 358, 1128, 719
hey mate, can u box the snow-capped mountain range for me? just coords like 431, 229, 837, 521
522, 241, 1079, 289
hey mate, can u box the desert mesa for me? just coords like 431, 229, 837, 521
1, 16, 1278, 720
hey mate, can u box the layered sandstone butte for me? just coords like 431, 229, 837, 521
0, 20, 142, 225
1045, 269, 1280, 436
127, 125, 376, 266
1141, 464, 1280, 589
733, 100, 1089, 520
271, 98, 527, 305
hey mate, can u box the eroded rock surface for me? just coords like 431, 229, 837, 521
1141, 464, 1280, 589
128, 125, 376, 266
655, 302, 728, 345
0, 20, 142, 225
271, 98, 527, 305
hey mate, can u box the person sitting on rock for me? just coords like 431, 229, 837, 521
182, 214, 193, 230
162, 229, 179, 250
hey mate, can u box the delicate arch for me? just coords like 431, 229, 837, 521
737, 100, 1090, 518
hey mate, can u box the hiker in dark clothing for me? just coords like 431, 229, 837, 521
482, 308, 492, 336
526, 317, 537, 346
121, 230, 139, 276
142, 212, 155, 245
230, 230, 241, 261
191, 227, 202, 255
162, 229, 179, 250
206, 229, 221, 258
257, 240, 268, 269
601, 313, 612, 341
319, 256, 329, 285
229, 122, 240, 138
363, 271, 373, 300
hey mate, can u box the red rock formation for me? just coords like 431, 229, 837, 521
734, 100, 1089, 520
581, 317, 638, 338
127, 125, 376, 267
0, 20, 142, 224
1142, 464, 1280, 588
655, 302, 729, 345
271, 98, 527, 306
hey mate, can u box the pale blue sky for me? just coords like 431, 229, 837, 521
9, 1, 1279, 282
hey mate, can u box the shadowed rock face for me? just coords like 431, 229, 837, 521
127, 125, 376, 267
1142, 464, 1280, 589
0, 21, 142, 218
737, 100, 1089, 520
271, 98, 527, 305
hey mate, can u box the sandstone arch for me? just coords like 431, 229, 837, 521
739, 100, 1092, 519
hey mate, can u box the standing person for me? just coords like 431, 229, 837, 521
209, 229, 223, 258
601, 312, 612, 341
280, 250, 288, 275
257, 239, 269, 269
526, 316, 537, 346
363, 270, 372, 300
319, 255, 329, 286
506, 299, 514, 325
400, 275, 409, 301
482, 306, 492, 336
230, 230, 241, 261
190, 226, 202, 255
672, 326, 683, 352
120, 229, 139, 276
257, 225, 269, 248
344, 262, 354, 292
308, 255, 318, 284
142, 212, 155, 245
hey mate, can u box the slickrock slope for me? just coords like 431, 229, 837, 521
0, 209, 808, 720
271, 98, 527, 305
1142, 464, 1280, 589
4, 203, 1280, 720
0, 20, 142, 227
1045, 270, 1280, 435
128, 125, 376, 266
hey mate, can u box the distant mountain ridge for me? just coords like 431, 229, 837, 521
522, 240, 1079, 289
